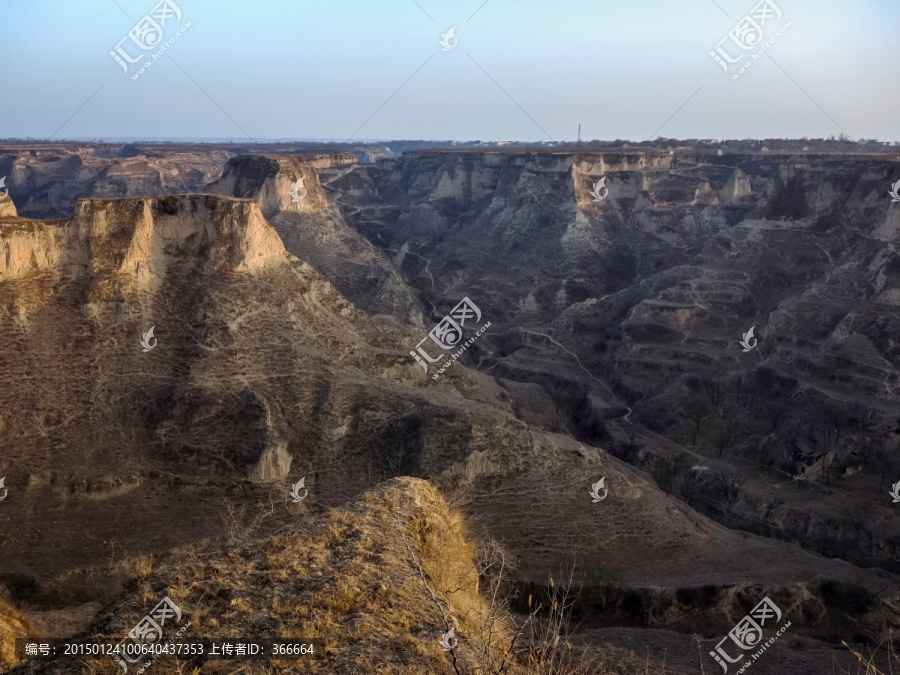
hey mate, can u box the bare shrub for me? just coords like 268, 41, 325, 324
516, 562, 610, 675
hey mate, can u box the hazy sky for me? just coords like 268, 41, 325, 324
1, 0, 897, 142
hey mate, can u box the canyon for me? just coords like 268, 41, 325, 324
0, 141, 898, 673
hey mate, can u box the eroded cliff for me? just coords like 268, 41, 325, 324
209, 154, 423, 323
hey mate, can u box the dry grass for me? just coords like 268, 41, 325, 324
840, 634, 900, 675
28, 478, 517, 674
0, 595, 40, 671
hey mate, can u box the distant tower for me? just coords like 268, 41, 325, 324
577, 124, 582, 143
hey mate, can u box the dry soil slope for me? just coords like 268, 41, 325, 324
9, 478, 524, 674
6, 478, 892, 675
0, 596, 39, 672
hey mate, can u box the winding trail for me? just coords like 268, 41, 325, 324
382, 243, 437, 316
518, 328, 700, 454
520, 329, 634, 424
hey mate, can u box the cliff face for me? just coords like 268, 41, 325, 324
2, 192, 884, 591
0, 195, 290, 296
0, 194, 413, 575
0, 147, 230, 219
208, 154, 329, 213
209, 154, 423, 324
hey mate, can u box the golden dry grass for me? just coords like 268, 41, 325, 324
0, 595, 40, 671
31, 478, 517, 674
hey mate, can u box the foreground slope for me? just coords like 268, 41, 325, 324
12, 478, 521, 674
8, 478, 894, 675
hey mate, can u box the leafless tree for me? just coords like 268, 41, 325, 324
855, 444, 875, 469
678, 473, 700, 507
755, 437, 776, 468
762, 402, 787, 434
705, 373, 725, 410
684, 396, 713, 446
874, 447, 900, 492
712, 417, 742, 457
734, 390, 764, 414
516, 562, 609, 675
714, 469, 748, 505
848, 504, 872, 545
817, 407, 845, 484
847, 404, 874, 432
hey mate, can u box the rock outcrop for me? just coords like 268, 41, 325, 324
0, 194, 16, 218
209, 154, 423, 324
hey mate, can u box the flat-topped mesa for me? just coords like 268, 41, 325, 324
208, 154, 351, 213
0, 194, 289, 281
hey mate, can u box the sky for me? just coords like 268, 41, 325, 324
0, 0, 897, 143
